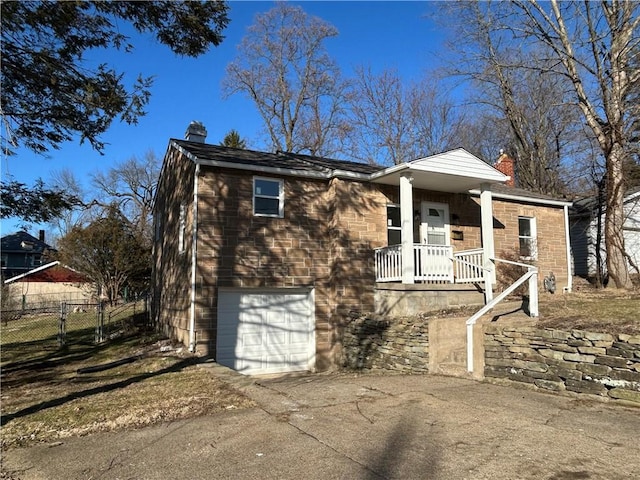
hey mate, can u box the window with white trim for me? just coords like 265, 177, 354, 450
387, 204, 401, 245
253, 177, 284, 217
178, 203, 186, 254
518, 216, 537, 259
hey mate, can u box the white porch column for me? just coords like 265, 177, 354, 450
480, 183, 495, 302
400, 173, 415, 284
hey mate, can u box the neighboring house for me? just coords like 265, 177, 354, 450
3, 261, 93, 308
1, 231, 56, 280
152, 122, 573, 375
570, 186, 640, 280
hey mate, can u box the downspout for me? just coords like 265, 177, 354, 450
564, 205, 573, 293
189, 163, 200, 352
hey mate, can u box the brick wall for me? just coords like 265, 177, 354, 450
481, 197, 570, 291
152, 148, 196, 345
192, 170, 388, 367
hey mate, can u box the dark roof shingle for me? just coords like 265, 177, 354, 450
172, 140, 382, 175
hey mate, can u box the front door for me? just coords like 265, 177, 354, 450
421, 202, 450, 245
418, 202, 453, 281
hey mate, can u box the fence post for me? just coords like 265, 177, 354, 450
58, 302, 67, 347
95, 301, 105, 343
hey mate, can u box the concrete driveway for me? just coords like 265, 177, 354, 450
3, 365, 639, 480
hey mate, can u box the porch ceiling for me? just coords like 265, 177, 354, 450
370, 148, 509, 193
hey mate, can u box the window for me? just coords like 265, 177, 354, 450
387, 204, 401, 245
31, 254, 42, 266
178, 203, 186, 254
518, 216, 537, 259
254, 177, 284, 217
154, 211, 162, 241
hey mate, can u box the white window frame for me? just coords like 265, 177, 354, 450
253, 177, 284, 218
178, 203, 186, 254
518, 216, 537, 260
386, 203, 401, 246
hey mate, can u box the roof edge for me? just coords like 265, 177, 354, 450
469, 189, 572, 207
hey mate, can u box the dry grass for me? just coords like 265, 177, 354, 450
536, 289, 640, 336
432, 287, 640, 336
0, 331, 255, 450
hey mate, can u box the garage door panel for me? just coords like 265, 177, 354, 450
217, 289, 315, 375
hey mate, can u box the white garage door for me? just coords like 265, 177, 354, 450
216, 288, 315, 375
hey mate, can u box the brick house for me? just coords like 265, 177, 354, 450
152, 122, 573, 375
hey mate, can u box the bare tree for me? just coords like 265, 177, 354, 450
91, 150, 160, 246
222, 3, 349, 157
345, 67, 466, 165
439, 1, 582, 195
505, 0, 639, 288
47, 168, 95, 241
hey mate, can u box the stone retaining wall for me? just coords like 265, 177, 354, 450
484, 325, 640, 404
341, 314, 429, 373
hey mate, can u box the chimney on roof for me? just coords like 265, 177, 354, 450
39, 229, 45, 242
494, 149, 515, 187
185, 121, 207, 143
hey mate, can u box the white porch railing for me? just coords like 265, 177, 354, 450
374, 245, 485, 284
453, 248, 485, 283
415, 244, 454, 282
374, 244, 403, 282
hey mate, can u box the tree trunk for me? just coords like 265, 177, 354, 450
605, 143, 633, 288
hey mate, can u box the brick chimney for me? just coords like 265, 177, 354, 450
494, 150, 515, 187
185, 121, 207, 143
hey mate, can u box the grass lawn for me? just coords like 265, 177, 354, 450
0, 315, 255, 450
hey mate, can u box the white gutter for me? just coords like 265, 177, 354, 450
564, 205, 573, 293
188, 163, 200, 352
469, 189, 573, 207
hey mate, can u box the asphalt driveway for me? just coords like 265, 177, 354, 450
3, 365, 639, 480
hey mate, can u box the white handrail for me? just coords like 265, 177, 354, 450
466, 260, 538, 373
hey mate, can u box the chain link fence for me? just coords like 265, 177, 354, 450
1, 297, 149, 350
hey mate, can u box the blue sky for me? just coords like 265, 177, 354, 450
1, 1, 451, 235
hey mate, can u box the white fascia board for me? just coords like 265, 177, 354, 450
4, 261, 60, 284
331, 169, 374, 180
369, 163, 410, 181
469, 189, 573, 207
408, 162, 507, 182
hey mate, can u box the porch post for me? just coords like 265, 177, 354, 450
400, 173, 415, 284
480, 183, 495, 302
